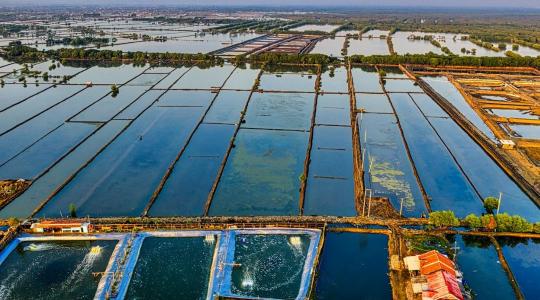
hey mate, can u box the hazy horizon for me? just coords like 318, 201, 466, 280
2, 0, 540, 9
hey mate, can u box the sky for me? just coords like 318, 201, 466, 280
3, 0, 540, 9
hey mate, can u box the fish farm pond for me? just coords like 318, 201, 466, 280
1, 16, 540, 300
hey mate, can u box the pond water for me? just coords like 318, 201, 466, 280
172, 65, 235, 89
315, 232, 391, 299
348, 37, 390, 55
310, 37, 346, 57
508, 124, 540, 139
356, 93, 393, 113
486, 109, 540, 120
244, 92, 314, 131
429, 117, 539, 221
204, 91, 250, 124
259, 72, 316, 92
497, 238, 540, 299
316, 93, 350, 126
292, 24, 339, 33
389, 93, 483, 217
40, 106, 205, 217
422, 76, 497, 140
351, 67, 384, 93
125, 236, 215, 300
230, 234, 310, 298
392, 31, 443, 55
320, 66, 349, 93
304, 125, 356, 216
210, 129, 308, 216
359, 113, 426, 217
0, 120, 129, 219
222, 64, 259, 90
0, 240, 116, 300
448, 235, 516, 300
150, 124, 235, 216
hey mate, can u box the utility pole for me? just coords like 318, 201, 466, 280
399, 198, 404, 216
497, 192, 503, 215
367, 189, 373, 217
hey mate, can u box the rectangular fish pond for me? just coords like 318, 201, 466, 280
314, 232, 391, 299
115, 229, 321, 300
0, 235, 125, 300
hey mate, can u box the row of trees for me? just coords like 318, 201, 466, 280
349, 53, 540, 68
428, 210, 540, 233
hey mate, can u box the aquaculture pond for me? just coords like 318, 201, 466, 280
497, 238, 540, 299
389, 93, 484, 217
359, 113, 426, 217
229, 234, 311, 299
40, 106, 205, 217
0, 240, 116, 300
304, 125, 356, 216
259, 71, 316, 92
348, 37, 390, 55
391, 31, 444, 55
351, 67, 384, 93
314, 232, 391, 299
209, 129, 309, 216
125, 236, 216, 300
448, 235, 516, 300
422, 76, 496, 140
310, 36, 346, 57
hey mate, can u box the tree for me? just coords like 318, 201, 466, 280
465, 214, 481, 229
483, 196, 499, 213
428, 211, 460, 228
68, 203, 77, 218
111, 84, 119, 97
494, 213, 533, 232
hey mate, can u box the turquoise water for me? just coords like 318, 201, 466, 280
498, 238, 540, 299
315, 232, 391, 299
210, 129, 308, 216
126, 237, 215, 300
0, 240, 116, 300
230, 234, 310, 299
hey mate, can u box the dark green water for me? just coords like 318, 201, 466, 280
315, 232, 391, 299
230, 234, 310, 299
0, 240, 116, 300
126, 236, 216, 300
